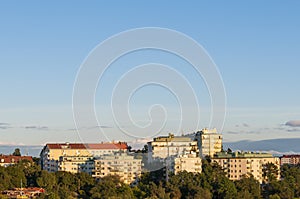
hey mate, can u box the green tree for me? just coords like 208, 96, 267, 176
12, 148, 21, 156
5, 165, 26, 189
262, 163, 279, 184
36, 170, 57, 191
0, 167, 10, 191
148, 182, 169, 199
90, 175, 134, 199
55, 171, 78, 197
235, 174, 261, 199
17, 159, 40, 187
75, 172, 95, 198
280, 164, 300, 197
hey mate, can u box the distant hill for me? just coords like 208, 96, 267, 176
224, 138, 300, 154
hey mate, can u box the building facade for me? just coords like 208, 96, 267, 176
0, 155, 33, 167
92, 153, 142, 184
172, 154, 202, 174
58, 156, 94, 175
195, 128, 222, 158
40, 142, 128, 172
147, 134, 198, 163
280, 155, 300, 165
212, 151, 280, 183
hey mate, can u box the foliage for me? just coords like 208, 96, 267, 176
1, 158, 300, 199
12, 148, 21, 156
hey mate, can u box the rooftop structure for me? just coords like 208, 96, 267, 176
153, 134, 193, 142
214, 151, 274, 158
45, 142, 128, 150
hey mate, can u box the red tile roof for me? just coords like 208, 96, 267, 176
87, 143, 128, 150
0, 155, 33, 164
282, 155, 300, 158
46, 142, 128, 150
46, 143, 86, 149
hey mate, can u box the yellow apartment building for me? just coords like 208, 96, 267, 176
212, 151, 280, 183
40, 142, 128, 172
92, 153, 142, 184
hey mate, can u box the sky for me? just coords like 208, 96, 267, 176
0, 1, 300, 146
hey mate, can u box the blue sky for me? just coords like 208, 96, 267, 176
0, 1, 300, 145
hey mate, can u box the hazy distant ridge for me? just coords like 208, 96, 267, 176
224, 138, 300, 154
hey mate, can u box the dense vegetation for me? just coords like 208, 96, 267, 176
0, 158, 300, 199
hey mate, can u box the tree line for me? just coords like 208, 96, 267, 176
0, 158, 300, 198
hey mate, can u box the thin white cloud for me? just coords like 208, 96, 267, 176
0, 123, 11, 130
234, 123, 250, 128
243, 123, 249, 127
24, 126, 49, 130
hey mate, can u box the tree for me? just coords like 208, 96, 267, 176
148, 182, 169, 199
262, 163, 279, 184
36, 170, 57, 191
142, 145, 148, 153
75, 172, 95, 198
0, 167, 10, 191
12, 148, 21, 156
235, 174, 261, 199
5, 165, 27, 189
90, 175, 134, 199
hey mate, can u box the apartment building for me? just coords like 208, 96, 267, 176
280, 155, 300, 165
40, 142, 128, 172
92, 153, 142, 184
147, 133, 198, 163
195, 128, 222, 158
172, 153, 202, 174
0, 155, 33, 167
58, 156, 94, 175
212, 151, 280, 183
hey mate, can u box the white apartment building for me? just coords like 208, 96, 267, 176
172, 154, 202, 174
195, 128, 222, 158
58, 156, 94, 175
147, 133, 198, 163
92, 153, 142, 184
